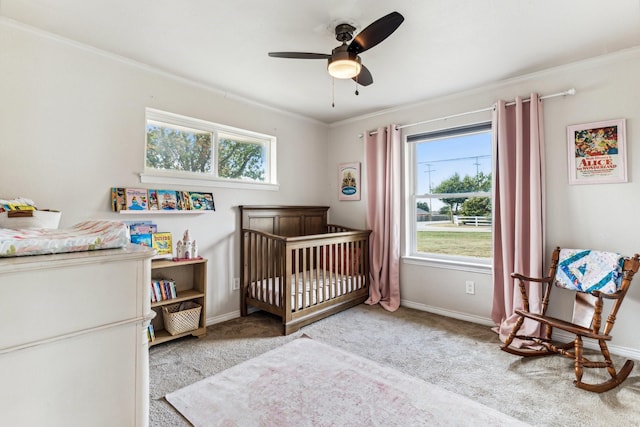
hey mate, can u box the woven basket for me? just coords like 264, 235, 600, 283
162, 301, 201, 335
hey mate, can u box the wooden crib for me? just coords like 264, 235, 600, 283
240, 205, 371, 335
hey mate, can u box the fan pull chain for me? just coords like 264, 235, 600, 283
355, 75, 359, 96
332, 77, 335, 108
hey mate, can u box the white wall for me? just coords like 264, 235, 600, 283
0, 20, 329, 323
327, 48, 640, 355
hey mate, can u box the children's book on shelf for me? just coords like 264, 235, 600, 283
157, 189, 177, 210
150, 279, 177, 302
125, 220, 158, 236
148, 189, 159, 210
131, 233, 152, 247
147, 324, 155, 342
177, 191, 192, 210
153, 281, 162, 301
190, 192, 215, 210
152, 232, 173, 257
125, 188, 148, 211
111, 188, 126, 212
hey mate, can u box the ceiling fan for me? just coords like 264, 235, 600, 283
268, 11, 404, 90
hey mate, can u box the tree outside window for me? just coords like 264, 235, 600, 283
144, 109, 275, 185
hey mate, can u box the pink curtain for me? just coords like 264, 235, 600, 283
364, 125, 401, 311
491, 94, 545, 346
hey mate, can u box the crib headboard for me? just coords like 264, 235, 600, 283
239, 205, 329, 237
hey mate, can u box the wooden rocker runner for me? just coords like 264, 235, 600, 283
501, 247, 640, 392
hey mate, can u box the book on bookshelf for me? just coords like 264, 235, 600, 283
150, 282, 156, 303
148, 189, 159, 210
159, 280, 167, 300
111, 187, 126, 212
125, 188, 149, 211
190, 192, 215, 211
156, 189, 177, 210
153, 281, 162, 302
126, 221, 157, 235
150, 279, 177, 302
152, 232, 173, 257
176, 191, 192, 210
131, 233, 152, 247
147, 324, 155, 342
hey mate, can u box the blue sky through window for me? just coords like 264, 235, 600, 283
416, 131, 492, 211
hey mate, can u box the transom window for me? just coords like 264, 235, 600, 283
408, 122, 493, 262
144, 108, 277, 187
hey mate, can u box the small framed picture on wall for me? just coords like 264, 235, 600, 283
567, 118, 627, 185
338, 162, 361, 201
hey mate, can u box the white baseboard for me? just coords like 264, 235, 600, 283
401, 299, 640, 360
206, 311, 240, 326
400, 299, 495, 327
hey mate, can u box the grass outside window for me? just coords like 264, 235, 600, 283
416, 229, 492, 258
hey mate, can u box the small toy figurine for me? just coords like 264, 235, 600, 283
174, 229, 196, 259
182, 229, 192, 259
176, 240, 185, 259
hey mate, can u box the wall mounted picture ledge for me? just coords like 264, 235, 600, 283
567, 118, 627, 185
339, 162, 361, 201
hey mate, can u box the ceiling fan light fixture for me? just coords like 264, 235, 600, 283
327, 53, 362, 79
269, 11, 404, 89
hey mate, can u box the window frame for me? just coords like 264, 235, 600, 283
141, 108, 278, 191
404, 121, 493, 272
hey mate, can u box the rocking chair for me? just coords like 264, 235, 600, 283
501, 247, 640, 392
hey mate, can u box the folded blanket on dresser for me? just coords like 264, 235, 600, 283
0, 220, 130, 257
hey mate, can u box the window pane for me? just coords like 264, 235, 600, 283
146, 121, 212, 173
143, 109, 276, 188
218, 133, 266, 182
414, 128, 492, 259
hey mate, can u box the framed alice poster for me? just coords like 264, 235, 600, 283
567, 119, 627, 185
338, 162, 361, 201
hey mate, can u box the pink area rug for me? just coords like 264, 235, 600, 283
166, 337, 529, 426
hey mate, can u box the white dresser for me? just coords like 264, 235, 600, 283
0, 244, 155, 427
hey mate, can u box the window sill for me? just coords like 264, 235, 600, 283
139, 173, 279, 191
402, 255, 492, 274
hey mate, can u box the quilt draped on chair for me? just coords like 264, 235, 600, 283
555, 249, 624, 294
364, 125, 401, 311
491, 94, 546, 346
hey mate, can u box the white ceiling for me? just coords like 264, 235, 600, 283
3, 0, 640, 124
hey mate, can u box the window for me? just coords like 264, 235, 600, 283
143, 108, 277, 188
407, 122, 492, 264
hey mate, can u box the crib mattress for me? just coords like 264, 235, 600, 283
249, 271, 363, 309
0, 220, 130, 257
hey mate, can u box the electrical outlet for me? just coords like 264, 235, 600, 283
465, 280, 475, 295
232, 277, 240, 291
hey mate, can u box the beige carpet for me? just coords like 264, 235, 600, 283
166, 336, 529, 426
149, 304, 640, 426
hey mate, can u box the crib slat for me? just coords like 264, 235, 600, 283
293, 249, 299, 312
314, 245, 321, 305
257, 234, 263, 302
250, 233, 257, 300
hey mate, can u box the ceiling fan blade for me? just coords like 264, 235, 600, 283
268, 52, 331, 59
353, 65, 373, 86
348, 11, 404, 55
